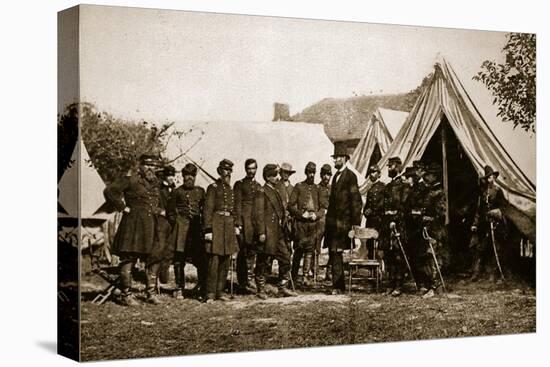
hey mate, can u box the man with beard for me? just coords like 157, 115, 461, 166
167, 163, 206, 300
362, 164, 385, 259
316, 164, 332, 282
104, 154, 165, 306
325, 147, 362, 295
157, 165, 177, 285
419, 163, 448, 298
470, 165, 507, 283
381, 156, 408, 297
203, 159, 241, 303
402, 163, 427, 292
253, 164, 298, 299
289, 162, 325, 287
233, 158, 262, 293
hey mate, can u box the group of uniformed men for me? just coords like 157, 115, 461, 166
104, 147, 507, 306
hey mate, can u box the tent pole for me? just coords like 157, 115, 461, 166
441, 124, 450, 225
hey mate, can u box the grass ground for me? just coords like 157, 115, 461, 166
80, 273, 535, 361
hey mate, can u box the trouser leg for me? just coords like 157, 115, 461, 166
216, 255, 231, 297
196, 251, 207, 294
173, 259, 185, 290
146, 261, 161, 295
236, 246, 248, 286
254, 252, 268, 293
206, 254, 219, 300
302, 251, 313, 285
331, 251, 345, 291
291, 246, 304, 280
119, 259, 136, 295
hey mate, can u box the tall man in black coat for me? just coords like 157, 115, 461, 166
324, 146, 362, 294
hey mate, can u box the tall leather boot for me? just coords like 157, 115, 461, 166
302, 252, 313, 287
291, 248, 303, 284
146, 262, 162, 304
278, 272, 298, 297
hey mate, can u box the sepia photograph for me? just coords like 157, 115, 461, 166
57, 4, 536, 362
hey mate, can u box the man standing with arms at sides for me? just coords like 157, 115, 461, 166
289, 162, 325, 287
275, 162, 296, 274
234, 158, 261, 294
470, 165, 507, 283
317, 164, 332, 282
362, 164, 385, 259
157, 165, 177, 285
381, 157, 408, 297
104, 154, 165, 306
253, 164, 298, 299
325, 147, 362, 295
167, 163, 206, 300
203, 159, 241, 303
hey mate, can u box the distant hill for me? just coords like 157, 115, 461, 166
290, 75, 431, 142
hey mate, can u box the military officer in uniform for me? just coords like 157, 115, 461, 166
167, 163, 206, 300
470, 165, 507, 283
316, 164, 332, 282
403, 164, 427, 290
234, 158, 261, 293
419, 163, 448, 298
157, 165, 177, 285
275, 162, 296, 274
253, 164, 298, 299
362, 164, 385, 258
203, 159, 241, 303
381, 156, 408, 296
104, 154, 165, 306
289, 162, 325, 287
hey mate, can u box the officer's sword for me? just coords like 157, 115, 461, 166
489, 220, 505, 281
391, 227, 418, 291
422, 227, 447, 292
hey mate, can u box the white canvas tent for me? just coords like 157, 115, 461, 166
165, 120, 334, 187
365, 58, 535, 240
58, 140, 111, 221
350, 107, 408, 176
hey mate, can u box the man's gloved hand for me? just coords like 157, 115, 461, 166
123, 207, 131, 214
422, 215, 434, 224
471, 225, 477, 232
259, 234, 266, 243
487, 208, 503, 221
302, 212, 310, 219
235, 227, 241, 236
390, 222, 396, 230
310, 213, 317, 221
205, 233, 213, 241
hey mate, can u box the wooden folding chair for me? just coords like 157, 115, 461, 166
347, 227, 381, 293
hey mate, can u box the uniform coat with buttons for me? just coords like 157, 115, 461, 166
288, 181, 325, 249
104, 173, 163, 257
325, 168, 363, 251
167, 185, 205, 255
234, 177, 262, 245
363, 179, 385, 231
316, 182, 331, 251
203, 179, 241, 256
253, 183, 289, 259
380, 176, 407, 250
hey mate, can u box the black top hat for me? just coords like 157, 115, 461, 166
181, 163, 198, 176
481, 165, 499, 179
218, 159, 234, 172
331, 145, 350, 159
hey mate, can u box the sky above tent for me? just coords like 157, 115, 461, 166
72, 5, 535, 181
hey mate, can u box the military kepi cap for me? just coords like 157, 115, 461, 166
388, 156, 402, 166
163, 165, 176, 177
403, 166, 416, 177
320, 164, 332, 175
412, 160, 425, 169
425, 162, 442, 175
182, 163, 198, 176
367, 164, 381, 174
305, 161, 316, 173
139, 154, 162, 167
218, 159, 234, 171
